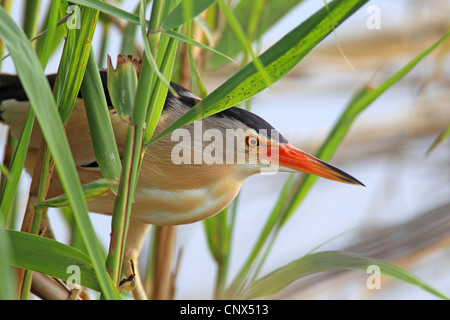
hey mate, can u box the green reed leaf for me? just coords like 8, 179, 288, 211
2, 229, 104, 292
243, 251, 449, 300
81, 49, 122, 189
35, 179, 117, 208
161, 0, 216, 30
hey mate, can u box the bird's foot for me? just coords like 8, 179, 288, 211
122, 258, 148, 300
119, 259, 136, 293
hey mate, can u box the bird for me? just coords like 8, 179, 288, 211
0, 68, 364, 299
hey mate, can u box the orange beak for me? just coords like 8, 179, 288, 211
261, 142, 364, 186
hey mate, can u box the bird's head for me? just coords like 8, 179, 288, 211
211, 107, 364, 185
165, 85, 364, 186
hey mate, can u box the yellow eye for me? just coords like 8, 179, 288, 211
246, 136, 259, 147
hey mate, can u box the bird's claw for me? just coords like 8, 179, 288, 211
119, 259, 136, 293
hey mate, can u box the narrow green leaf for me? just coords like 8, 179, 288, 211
0, 162, 10, 180
160, 0, 216, 30
35, 179, 117, 209
203, 205, 235, 299
35, 1, 66, 64
217, 0, 272, 87
56, 0, 211, 34
243, 251, 449, 300
106, 125, 135, 286
54, 4, 99, 123
0, 110, 34, 225
426, 122, 450, 155
204, 209, 228, 264
0, 228, 16, 299
2, 229, 103, 292
36, 0, 61, 67
151, 0, 369, 144
22, 0, 41, 40
163, 29, 235, 63
144, 31, 181, 144
81, 49, 122, 189
0, 0, 13, 69
138, 0, 173, 97
68, 0, 140, 25
67, 0, 216, 36
187, 30, 208, 98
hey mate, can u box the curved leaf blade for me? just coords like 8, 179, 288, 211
0, 111, 34, 225
163, 29, 235, 63
161, 0, 216, 30
0, 228, 16, 299
244, 251, 449, 300
68, 0, 140, 25
81, 50, 122, 189
3, 229, 103, 292
35, 179, 117, 209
